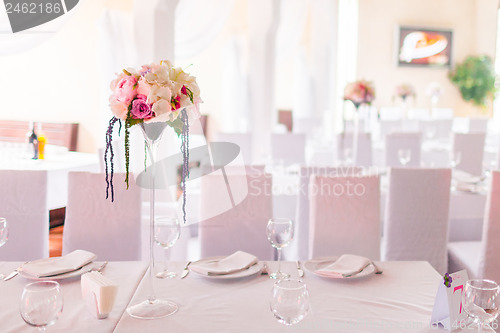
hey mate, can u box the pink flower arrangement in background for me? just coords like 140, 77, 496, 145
395, 83, 416, 101
343, 80, 376, 109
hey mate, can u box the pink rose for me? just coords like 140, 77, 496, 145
137, 78, 151, 96
114, 76, 137, 104
109, 96, 128, 120
130, 95, 153, 120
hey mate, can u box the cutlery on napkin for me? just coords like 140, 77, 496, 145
190, 251, 258, 276
315, 254, 380, 278
18, 249, 97, 278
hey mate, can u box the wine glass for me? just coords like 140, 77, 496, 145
270, 279, 309, 326
154, 217, 180, 279
266, 218, 293, 279
0, 217, 9, 247
398, 149, 411, 166
463, 279, 500, 333
450, 151, 462, 168
20, 281, 64, 331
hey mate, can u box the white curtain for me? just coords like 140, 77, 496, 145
175, 0, 236, 60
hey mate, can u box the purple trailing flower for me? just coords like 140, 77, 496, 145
443, 273, 453, 288
130, 95, 153, 119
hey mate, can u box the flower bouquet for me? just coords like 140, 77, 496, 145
343, 79, 375, 109
395, 83, 415, 101
105, 60, 201, 203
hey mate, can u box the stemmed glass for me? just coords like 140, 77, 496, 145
463, 279, 499, 333
450, 151, 462, 168
266, 218, 293, 279
398, 149, 411, 166
20, 281, 64, 331
270, 279, 309, 326
154, 217, 180, 279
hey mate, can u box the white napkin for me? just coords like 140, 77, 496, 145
190, 251, 258, 276
453, 170, 483, 184
315, 254, 371, 278
81, 271, 118, 319
21, 250, 97, 278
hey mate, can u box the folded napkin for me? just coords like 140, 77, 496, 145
315, 254, 371, 278
190, 251, 258, 276
453, 170, 483, 184
81, 271, 118, 319
21, 250, 97, 278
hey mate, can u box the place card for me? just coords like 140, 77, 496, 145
430, 270, 469, 331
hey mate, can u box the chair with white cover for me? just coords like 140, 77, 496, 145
271, 133, 306, 165
419, 119, 453, 140
309, 174, 381, 259
198, 171, 274, 260
0, 170, 48, 260
337, 132, 373, 167
379, 120, 402, 139
448, 171, 500, 281
468, 118, 488, 133
385, 132, 422, 168
292, 166, 362, 260
379, 107, 403, 120
407, 108, 431, 120
382, 168, 451, 274
62, 172, 141, 260
452, 132, 486, 176
214, 132, 252, 165
432, 108, 454, 119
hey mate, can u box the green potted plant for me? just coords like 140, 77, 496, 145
448, 55, 497, 107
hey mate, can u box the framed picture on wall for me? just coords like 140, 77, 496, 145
397, 26, 452, 67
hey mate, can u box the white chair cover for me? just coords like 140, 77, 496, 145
271, 133, 306, 165
379, 120, 402, 139
309, 174, 381, 259
385, 132, 422, 168
62, 172, 141, 260
468, 118, 488, 133
382, 168, 451, 274
337, 132, 372, 167
293, 166, 362, 260
452, 132, 486, 176
214, 132, 253, 165
0, 170, 49, 260
293, 117, 322, 134
448, 171, 500, 281
198, 172, 274, 260
407, 108, 431, 120
379, 107, 403, 120
432, 108, 453, 119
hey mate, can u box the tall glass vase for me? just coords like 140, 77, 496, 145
126, 121, 179, 319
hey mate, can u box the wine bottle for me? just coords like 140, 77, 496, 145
28, 122, 38, 159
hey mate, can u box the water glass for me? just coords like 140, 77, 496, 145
463, 279, 500, 333
154, 217, 180, 279
398, 149, 411, 166
0, 217, 8, 248
266, 218, 293, 279
270, 279, 309, 326
20, 281, 63, 331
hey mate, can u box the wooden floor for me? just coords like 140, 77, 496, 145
49, 225, 63, 257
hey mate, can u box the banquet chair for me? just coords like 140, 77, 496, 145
379, 120, 402, 139
62, 172, 141, 260
0, 170, 49, 260
468, 118, 488, 133
382, 168, 451, 274
198, 171, 274, 260
432, 108, 453, 119
214, 132, 253, 165
293, 117, 322, 134
385, 132, 422, 168
271, 133, 306, 165
452, 132, 486, 176
407, 108, 431, 120
419, 119, 453, 140
293, 166, 363, 260
337, 132, 373, 167
448, 171, 500, 281
309, 174, 381, 259
379, 107, 403, 120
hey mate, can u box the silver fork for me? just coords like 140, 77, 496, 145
88, 261, 108, 273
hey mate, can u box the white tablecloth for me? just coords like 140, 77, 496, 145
0, 261, 147, 332
0, 151, 99, 209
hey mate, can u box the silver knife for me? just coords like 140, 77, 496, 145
180, 261, 192, 279
296, 261, 304, 278
4, 266, 22, 281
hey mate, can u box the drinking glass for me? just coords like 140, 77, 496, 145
20, 281, 63, 331
154, 217, 180, 279
463, 279, 499, 333
398, 149, 411, 166
0, 217, 9, 248
266, 218, 293, 279
450, 151, 462, 168
270, 279, 309, 326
